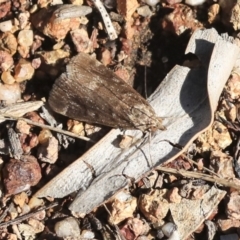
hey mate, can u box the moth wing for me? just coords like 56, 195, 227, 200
49, 53, 157, 130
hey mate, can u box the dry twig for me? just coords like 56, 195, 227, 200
181, 153, 220, 177
157, 166, 240, 191
1, 115, 93, 142
0, 202, 58, 228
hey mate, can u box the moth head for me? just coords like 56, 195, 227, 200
150, 117, 166, 132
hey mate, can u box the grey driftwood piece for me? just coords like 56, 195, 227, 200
0, 101, 43, 123
34, 28, 240, 214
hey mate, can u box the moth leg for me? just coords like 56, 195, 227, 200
146, 132, 153, 167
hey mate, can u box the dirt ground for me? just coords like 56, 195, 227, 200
0, 0, 240, 239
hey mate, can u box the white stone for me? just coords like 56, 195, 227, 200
54, 217, 80, 238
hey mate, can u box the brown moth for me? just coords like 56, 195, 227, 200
48, 53, 165, 132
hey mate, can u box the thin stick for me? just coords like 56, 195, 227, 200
0, 202, 58, 228
156, 166, 240, 191
1, 115, 94, 142
91, 0, 117, 40
181, 153, 219, 177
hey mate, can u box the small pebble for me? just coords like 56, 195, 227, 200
37, 136, 58, 164
38, 129, 52, 144
142, 0, 159, 7
51, 0, 63, 5
185, 0, 206, 6
16, 120, 31, 135
13, 192, 28, 208
3, 156, 42, 195
14, 59, 35, 82
28, 218, 45, 234
18, 224, 36, 239
0, 32, 17, 55
18, 30, 34, 47
28, 197, 44, 210
0, 50, 13, 71
54, 217, 80, 238
69, 0, 83, 5
0, 20, 12, 32
81, 229, 95, 239
1, 71, 15, 85
0, 83, 21, 104
162, 222, 177, 237
119, 135, 134, 149
103, 0, 116, 9
18, 12, 30, 29
21, 203, 31, 214
137, 5, 152, 17
0, 1, 11, 19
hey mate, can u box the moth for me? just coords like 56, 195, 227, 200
48, 53, 165, 132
